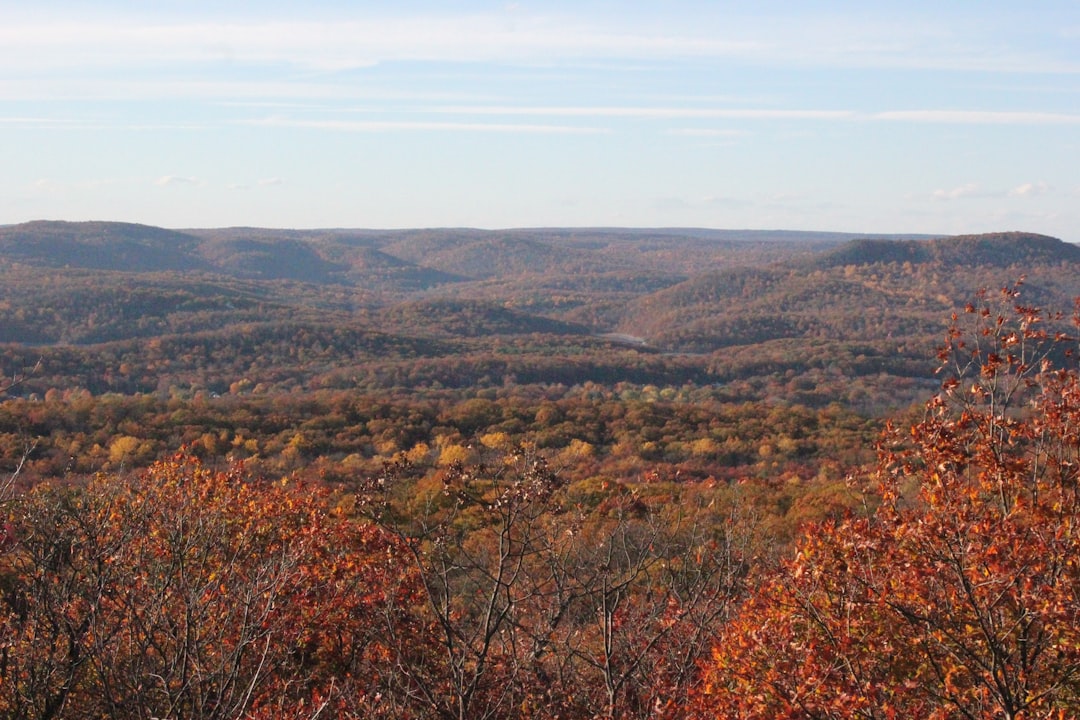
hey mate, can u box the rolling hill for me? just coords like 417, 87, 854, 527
0, 220, 1075, 413
0, 220, 209, 272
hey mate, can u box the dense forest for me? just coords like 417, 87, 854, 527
2, 221, 1080, 717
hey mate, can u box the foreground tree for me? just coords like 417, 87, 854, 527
0, 454, 423, 719
362, 448, 749, 719
692, 286, 1080, 719
531, 491, 748, 719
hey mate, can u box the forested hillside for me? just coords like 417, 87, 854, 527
2, 222, 1080, 717
1, 222, 1078, 493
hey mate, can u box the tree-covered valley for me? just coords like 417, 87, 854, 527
3, 221, 1080, 718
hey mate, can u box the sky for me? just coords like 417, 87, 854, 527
1, 1, 1079, 238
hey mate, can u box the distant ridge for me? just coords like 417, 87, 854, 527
0, 221, 1070, 288
3, 220, 1080, 398
812, 232, 1080, 269
0, 220, 209, 272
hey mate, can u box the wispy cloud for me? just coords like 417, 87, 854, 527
12, 105, 1080, 132
665, 128, 747, 137
933, 183, 984, 201
154, 175, 202, 187
227, 178, 284, 190
1009, 181, 1051, 197
0, 115, 206, 131
876, 110, 1080, 125
437, 105, 1080, 127
0, 17, 762, 72
0, 117, 81, 127
1, 10, 1074, 75
434, 106, 854, 120
0, 78, 379, 103
931, 180, 1055, 202
1, 7, 1076, 236
242, 117, 608, 134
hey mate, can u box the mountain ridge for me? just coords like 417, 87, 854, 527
3, 220, 1061, 279
810, 231, 1079, 270
2, 220, 1078, 413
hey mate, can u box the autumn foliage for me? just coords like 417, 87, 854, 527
359, 450, 749, 719
6, 283, 1080, 719
0, 449, 747, 719
692, 286, 1080, 718
0, 453, 424, 719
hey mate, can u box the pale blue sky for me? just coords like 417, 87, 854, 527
2, 1, 1078, 238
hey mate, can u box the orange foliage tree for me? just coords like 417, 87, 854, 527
0, 453, 425, 720
692, 286, 1080, 719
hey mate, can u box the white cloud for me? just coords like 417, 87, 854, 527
926, 181, 1063, 203
435, 106, 854, 121
0, 117, 80, 127
660, 127, 747, 136
257, 177, 283, 186
242, 117, 608, 135
0, 18, 762, 72
932, 183, 983, 200
1, 9, 1071, 76
437, 105, 1080, 127
875, 110, 1080, 125
154, 175, 202, 187
1009, 181, 1051, 197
